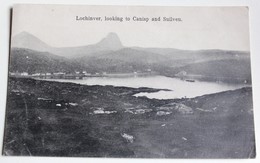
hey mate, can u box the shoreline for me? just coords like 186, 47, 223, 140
2, 77, 255, 158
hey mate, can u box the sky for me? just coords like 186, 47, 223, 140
12, 4, 250, 51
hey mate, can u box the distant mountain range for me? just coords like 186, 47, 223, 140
10, 32, 252, 83
12, 32, 123, 59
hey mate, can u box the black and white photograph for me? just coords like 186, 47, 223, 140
2, 4, 256, 158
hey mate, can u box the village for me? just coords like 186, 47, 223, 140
9, 69, 156, 79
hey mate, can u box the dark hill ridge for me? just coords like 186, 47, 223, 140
9, 47, 252, 84
169, 58, 252, 83
180, 59, 251, 79
77, 48, 172, 73
9, 48, 84, 74
133, 47, 250, 62
81, 48, 169, 64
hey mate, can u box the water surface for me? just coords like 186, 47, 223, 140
43, 76, 247, 99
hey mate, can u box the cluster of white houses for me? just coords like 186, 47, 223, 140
9, 71, 92, 79
9, 69, 155, 79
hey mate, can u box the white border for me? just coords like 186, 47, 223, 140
0, 1, 259, 163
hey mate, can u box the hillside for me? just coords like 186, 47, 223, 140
9, 48, 84, 74
170, 58, 252, 83
134, 47, 250, 63
77, 48, 170, 73
3, 77, 255, 157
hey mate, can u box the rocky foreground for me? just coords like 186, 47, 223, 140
3, 77, 256, 158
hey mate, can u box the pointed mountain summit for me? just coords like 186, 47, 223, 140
52, 32, 124, 58
12, 31, 51, 52
11, 32, 124, 58
96, 32, 123, 50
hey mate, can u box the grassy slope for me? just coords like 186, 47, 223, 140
3, 77, 255, 158
9, 48, 84, 74
171, 58, 252, 83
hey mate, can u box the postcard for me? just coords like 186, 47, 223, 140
3, 4, 255, 158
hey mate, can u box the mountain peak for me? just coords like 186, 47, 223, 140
106, 32, 120, 40
97, 32, 123, 50
14, 31, 35, 37
12, 31, 50, 51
